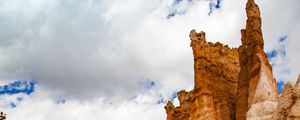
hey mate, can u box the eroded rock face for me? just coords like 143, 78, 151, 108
290, 75, 300, 119
236, 0, 278, 119
164, 90, 192, 120
272, 75, 300, 120
190, 30, 240, 120
165, 30, 240, 120
272, 82, 294, 119
164, 0, 300, 120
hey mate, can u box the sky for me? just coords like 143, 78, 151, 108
0, 0, 299, 119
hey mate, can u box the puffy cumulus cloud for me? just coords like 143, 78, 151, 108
0, 0, 165, 99
0, 87, 165, 120
0, 0, 246, 100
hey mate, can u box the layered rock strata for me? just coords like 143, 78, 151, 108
164, 0, 300, 120
190, 31, 240, 120
165, 32, 240, 120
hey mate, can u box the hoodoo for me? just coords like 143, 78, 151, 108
164, 0, 300, 120
236, 0, 278, 119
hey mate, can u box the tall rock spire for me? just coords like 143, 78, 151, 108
189, 29, 240, 120
164, 0, 300, 120
236, 0, 278, 119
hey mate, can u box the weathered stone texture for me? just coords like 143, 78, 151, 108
165, 32, 240, 120
189, 30, 240, 120
272, 75, 300, 120
236, 0, 278, 119
164, 0, 300, 120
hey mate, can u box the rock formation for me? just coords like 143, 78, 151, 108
272, 75, 300, 119
164, 0, 300, 120
236, 0, 278, 119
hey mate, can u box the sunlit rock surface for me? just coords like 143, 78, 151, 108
164, 0, 300, 119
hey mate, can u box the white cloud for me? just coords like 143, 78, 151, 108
1, 87, 165, 120
256, 0, 300, 83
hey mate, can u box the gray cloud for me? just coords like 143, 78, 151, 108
0, 0, 173, 100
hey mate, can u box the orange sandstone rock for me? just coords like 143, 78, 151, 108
272, 75, 300, 120
165, 30, 240, 120
236, 0, 278, 119
164, 0, 300, 120
190, 30, 240, 120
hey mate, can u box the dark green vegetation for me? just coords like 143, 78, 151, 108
0, 112, 6, 120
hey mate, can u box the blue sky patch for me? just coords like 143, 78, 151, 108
0, 80, 36, 95
169, 0, 185, 18
167, 0, 222, 18
156, 94, 166, 104
215, 0, 221, 8
276, 81, 284, 94
10, 102, 17, 108
169, 91, 177, 102
167, 9, 186, 19
209, 0, 222, 16
279, 35, 288, 42
156, 98, 165, 104
267, 50, 277, 59
167, 11, 177, 19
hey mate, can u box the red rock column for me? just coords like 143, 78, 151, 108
190, 30, 208, 90
236, 0, 278, 119
189, 30, 217, 120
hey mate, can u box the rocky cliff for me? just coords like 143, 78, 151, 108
164, 0, 300, 120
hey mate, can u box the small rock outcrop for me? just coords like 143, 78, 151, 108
164, 0, 300, 120
273, 75, 300, 119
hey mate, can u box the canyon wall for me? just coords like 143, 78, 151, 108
164, 0, 300, 120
